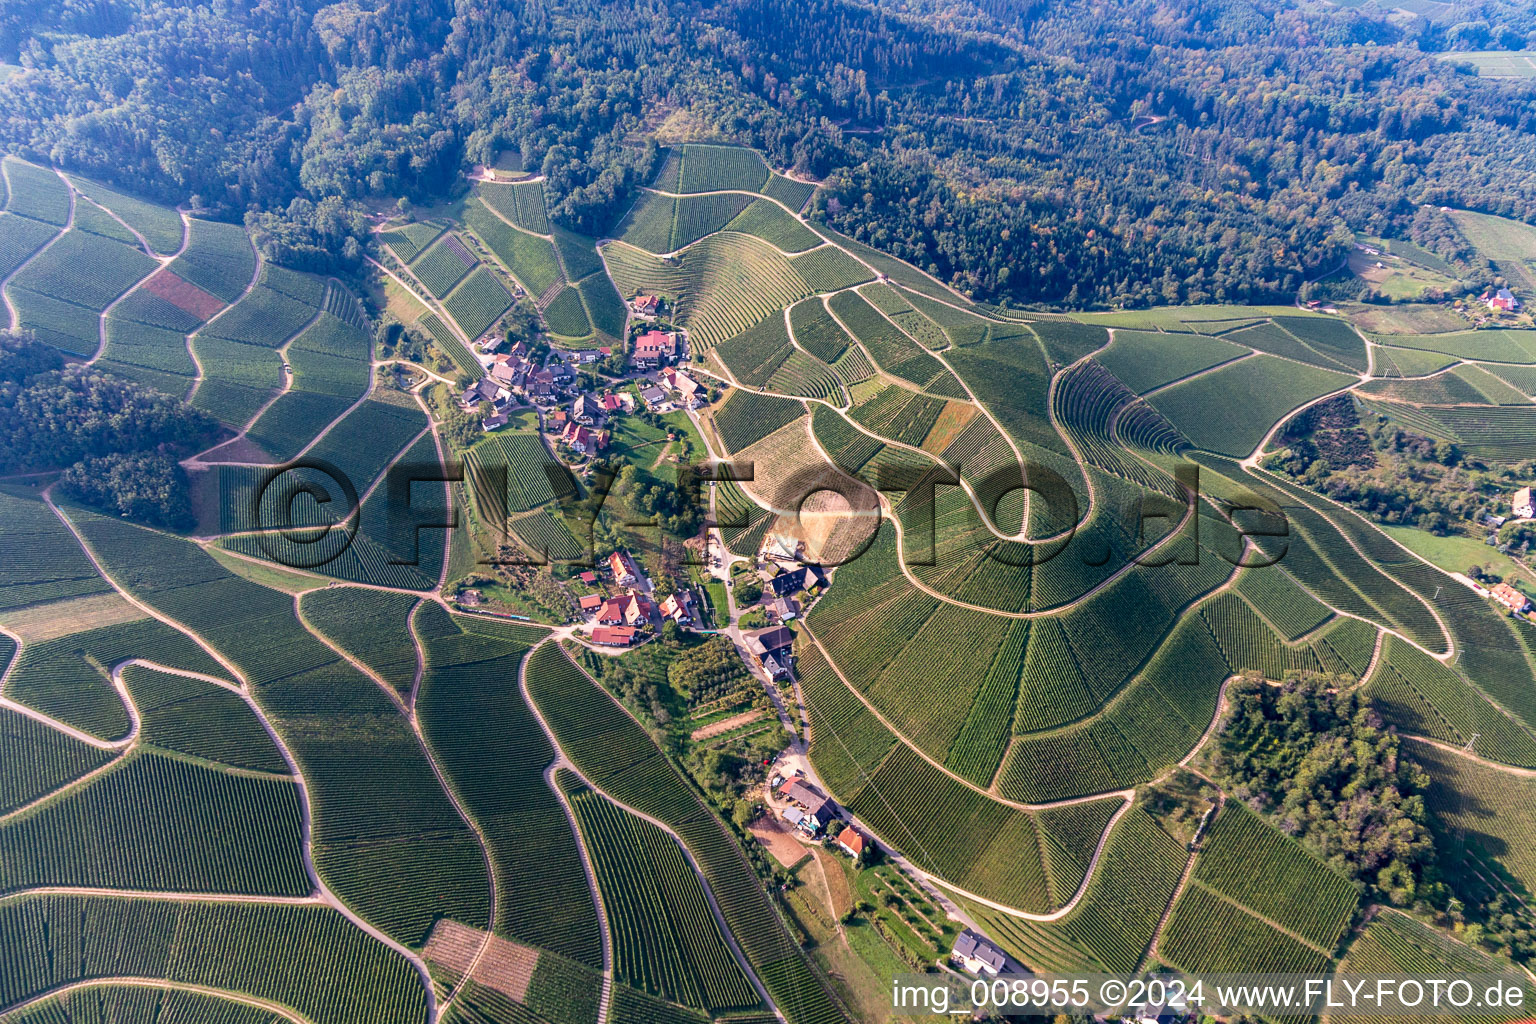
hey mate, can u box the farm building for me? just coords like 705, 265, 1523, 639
952, 932, 1006, 976
578, 593, 603, 612
778, 779, 837, 831
590, 626, 637, 647
633, 329, 678, 367
578, 570, 598, 584
1514, 487, 1534, 519
609, 550, 641, 585
1490, 583, 1532, 615
659, 367, 704, 408
768, 566, 826, 598
745, 625, 795, 678
835, 826, 865, 859
771, 596, 797, 621
779, 778, 823, 805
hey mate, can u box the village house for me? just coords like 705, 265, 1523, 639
835, 826, 865, 860
606, 591, 655, 628
595, 596, 629, 626
633, 329, 678, 367
578, 593, 603, 613
952, 932, 1006, 977
1490, 582, 1532, 615
1486, 288, 1521, 313
630, 294, 661, 317
771, 596, 797, 621
481, 410, 509, 431
590, 625, 637, 647
571, 394, 604, 426
659, 590, 697, 626
1514, 486, 1534, 520
659, 367, 704, 408
609, 550, 641, 585
601, 393, 624, 414
560, 421, 607, 455
745, 625, 795, 679
459, 377, 501, 409
767, 565, 826, 599
637, 383, 668, 409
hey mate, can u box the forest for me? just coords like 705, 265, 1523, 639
3, 0, 1536, 306
0, 330, 218, 525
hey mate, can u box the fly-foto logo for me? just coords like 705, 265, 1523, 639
242, 455, 1289, 572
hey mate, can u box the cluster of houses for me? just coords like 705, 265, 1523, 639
579, 550, 705, 646
458, 340, 591, 430
557, 392, 625, 455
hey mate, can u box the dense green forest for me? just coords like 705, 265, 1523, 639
4, 0, 1536, 307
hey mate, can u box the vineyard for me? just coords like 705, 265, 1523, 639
710, 390, 806, 453
4, 614, 228, 741
442, 265, 514, 340
461, 198, 562, 296
1094, 329, 1247, 393
724, 198, 820, 251
413, 608, 603, 965
609, 233, 812, 351
962, 807, 1186, 972
477, 180, 549, 233
4, 156, 71, 224
523, 644, 851, 1024
127, 663, 288, 772
169, 219, 256, 302
410, 233, 477, 298
463, 431, 566, 516
1334, 911, 1534, 1024
1412, 740, 1536, 898
564, 779, 760, 1013
673, 144, 771, 193
1149, 354, 1356, 457
1159, 879, 1334, 974
827, 291, 966, 396
0, 750, 309, 896
542, 284, 591, 337
300, 588, 421, 698
59, 507, 495, 948
0, 895, 426, 1024
1193, 801, 1358, 950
